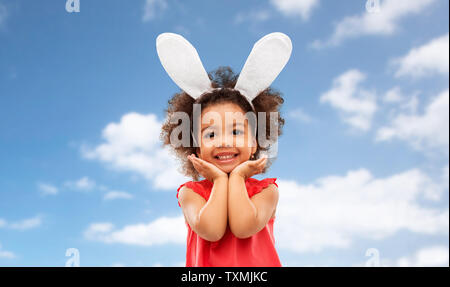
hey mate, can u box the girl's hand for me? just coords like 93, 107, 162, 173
230, 156, 267, 180
188, 154, 228, 182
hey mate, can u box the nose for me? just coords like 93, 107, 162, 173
219, 132, 233, 148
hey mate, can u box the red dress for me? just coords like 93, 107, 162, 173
176, 177, 282, 267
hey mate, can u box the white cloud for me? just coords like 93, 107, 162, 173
376, 89, 449, 153
320, 69, 377, 131
9, 216, 43, 231
64, 176, 96, 192
103, 191, 134, 201
84, 216, 186, 246
81, 112, 190, 191
383, 87, 421, 116
396, 245, 449, 267
83, 165, 449, 256
142, 0, 168, 22
442, 165, 449, 190
399, 93, 420, 114
383, 87, 404, 104
0, 242, 16, 259
392, 33, 449, 78
311, 0, 436, 48
37, 182, 59, 196
270, 0, 319, 21
0, 215, 43, 231
275, 167, 449, 253
353, 245, 449, 267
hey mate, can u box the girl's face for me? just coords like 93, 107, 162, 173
196, 102, 257, 174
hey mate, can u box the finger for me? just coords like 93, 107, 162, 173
257, 161, 266, 169
190, 157, 214, 174
250, 158, 263, 165
259, 156, 268, 162
251, 157, 266, 166
191, 156, 203, 163
189, 158, 200, 170
254, 156, 266, 163
189, 155, 202, 164
257, 164, 266, 173
257, 160, 267, 169
189, 154, 201, 162
188, 155, 206, 173
190, 161, 201, 172
192, 164, 206, 177
190, 158, 203, 171
191, 157, 207, 167
195, 157, 214, 168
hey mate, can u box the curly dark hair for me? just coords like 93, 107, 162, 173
160, 66, 285, 181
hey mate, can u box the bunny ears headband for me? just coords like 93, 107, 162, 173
156, 32, 292, 109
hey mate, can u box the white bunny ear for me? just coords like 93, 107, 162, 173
235, 32, 292, 103
156, 33, 213, 99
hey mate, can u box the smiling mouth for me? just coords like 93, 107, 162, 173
214, 153, 239, 163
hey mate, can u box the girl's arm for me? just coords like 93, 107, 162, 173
228, 172, 279, 239
179, 154, 229, 242
178, 176, 228, 242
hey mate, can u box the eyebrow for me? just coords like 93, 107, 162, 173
201, 122, 245, 133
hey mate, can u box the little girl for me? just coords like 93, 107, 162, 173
157, 32, 291, 267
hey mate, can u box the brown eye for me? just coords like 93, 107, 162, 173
233, 129, 243, 136
204, 131, 215, 139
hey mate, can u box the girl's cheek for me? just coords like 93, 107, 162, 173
201, 139, 217, 150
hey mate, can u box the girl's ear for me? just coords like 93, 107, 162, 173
195, 147, 201, 158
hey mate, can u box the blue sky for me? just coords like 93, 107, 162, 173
0, 0, 448, 267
